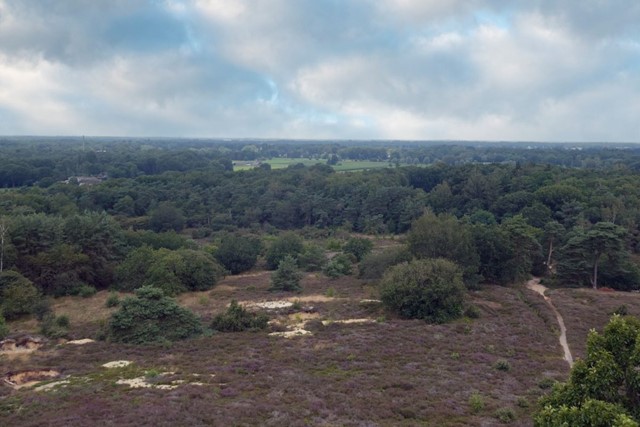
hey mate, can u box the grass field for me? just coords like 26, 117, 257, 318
233, 158, 393, 172
3, 245, 639, 425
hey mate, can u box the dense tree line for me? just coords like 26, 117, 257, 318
1, 140, 640, 310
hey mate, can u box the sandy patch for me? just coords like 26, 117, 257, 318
66, 339, 95, 345
360, 299, 381, 304
246, 301, 293, 310
102, 360, 133, 368
322, 318, 376, 326
35, 380, 71, 392
3, 370, 61, 389
269, 328, 312, 338
286, 295, 335, 303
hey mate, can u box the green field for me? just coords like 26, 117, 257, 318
233, 158, 393, 172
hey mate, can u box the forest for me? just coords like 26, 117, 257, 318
3, 138, 640, 425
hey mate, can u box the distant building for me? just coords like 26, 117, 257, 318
63, 173, 107, 186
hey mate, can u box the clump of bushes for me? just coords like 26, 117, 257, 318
40, 313, 70, 339
297, 243, 327, 271
342, 237, 373, 262
379, 258, 466, 324
214, 234, 262, 274
0, 270, 40, 320
265, 233, 304, 270
115, 247, 226, 295
0, 313, 8, 339
210, 300, 269, 332
323, 254, 353, 279
108, 286, 203, 344
359, 247, 413, 281
105, 292, 120, 308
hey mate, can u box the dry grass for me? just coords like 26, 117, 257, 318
3, 272, 636, 426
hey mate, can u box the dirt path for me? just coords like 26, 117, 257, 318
526, 278, 574, 367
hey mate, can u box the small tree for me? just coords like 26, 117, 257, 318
380, 258, 465, 324
270, 255, 302, 292
108, 286, 202, 344
0, 270, 40, 320
535, 315, 640, 426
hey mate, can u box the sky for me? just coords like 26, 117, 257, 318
0, 0, 639, 142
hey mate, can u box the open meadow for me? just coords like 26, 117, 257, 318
3, 263, 638, 426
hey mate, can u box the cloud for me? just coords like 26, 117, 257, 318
0, 0, 638, 141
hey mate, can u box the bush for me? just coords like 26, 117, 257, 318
0, 270, 40, 320
33, 298, 52, 321
469, 392, 485, 414
265, 233, 304, 270
494, 407, 516, 423
323, 254, 352, 279
77, 285, 97, 298
210, 300, 269, 332
0, 313, 8, 339
379, 258, 466, 324
108, 286, 203, 344
270, 255, 303, 292
298, 243, 327, 272
494, 358, 511, 371
115, 247, 225, 295
359, 247, 413, 281
106, 292, 120, 308
40, 313, 70, 339
214, 234, 262, 274
343, 237, 374, 262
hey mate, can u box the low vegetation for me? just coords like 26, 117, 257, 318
210, 300, 269, 332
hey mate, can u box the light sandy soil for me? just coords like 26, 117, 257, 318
527, 278, 574, 367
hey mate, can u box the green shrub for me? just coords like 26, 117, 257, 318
214, 234, 262, 274
77, 285, 97, 298
323, 254, 352, 279
265, 233, 304, 270
494, 358, 511, 371
270, 255, 302, 292
33, 298, 52, 321
0, 313, 8, 339
469, 392, 485, 414
116, 247, 225, 295
0, 270, 40, 320
108, 286, 203, 344
379, 258, 466, 324
343, 237, 374, 262
210, 300, 269, 332
494, 407, 516, 423
464, 305, 482, 319
298, 243, 327, 272
40, 314, 70, 339
358, 247, 413, 281
106, 292, 120, 308
538, 377, 556, 389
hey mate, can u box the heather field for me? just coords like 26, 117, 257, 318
5, 267, 635, 426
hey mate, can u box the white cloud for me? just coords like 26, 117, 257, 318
0, 0, 638, 141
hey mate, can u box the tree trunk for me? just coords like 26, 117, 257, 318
546, 240, 554, 272
591, 253, 600, 289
